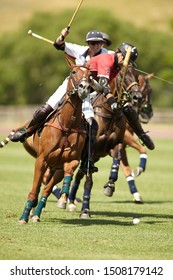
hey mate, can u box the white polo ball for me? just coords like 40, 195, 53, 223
133, 218, 140, 224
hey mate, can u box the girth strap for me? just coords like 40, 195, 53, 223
44, 123, 86, 134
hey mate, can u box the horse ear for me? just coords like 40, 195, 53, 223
65, 56, 75, 68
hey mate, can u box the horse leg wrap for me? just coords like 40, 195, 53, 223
52, 185, 61, 199
33, 196, 47, 217
126, 175, 138, 194
82, 188, 91, 211
61, 176, 72, 196
139, 153, 147, 171
109, 158, 120, 181
19, 200, 37, 221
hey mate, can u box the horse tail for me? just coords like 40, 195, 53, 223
0, 131, 15, 148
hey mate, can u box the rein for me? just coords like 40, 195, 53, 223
92, 94, 114, 119
126, 81, 138, 92
44, 65, 90, 137
67, 65, 90, 96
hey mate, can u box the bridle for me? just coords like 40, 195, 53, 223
67, 65, 91, 99
116, 72, 142, 107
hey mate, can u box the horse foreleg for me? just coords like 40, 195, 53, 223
18, 155, 48, 224
67, 168, 85, 212
57, 160, 79, 209
124, 131, 147, 177
120, 148, 143, 204
57, 175, 73, 209
32, 169, 64, 222
80, 174, 93, 219
103, 145, 121, 197
133, 152, 148, 177
57, 158, 80, 209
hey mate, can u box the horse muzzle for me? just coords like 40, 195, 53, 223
78, 81, 91, 100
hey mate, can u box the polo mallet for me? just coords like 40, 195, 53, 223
117, 46, 132, 103
62, 0, 84, 38
135, 68, 173, 85
28, 0, 84, 43
28, 30, 54, 44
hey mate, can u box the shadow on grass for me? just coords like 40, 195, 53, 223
103, 200, 173, 205
42, 210, 173, 227
48, 198, 172, 205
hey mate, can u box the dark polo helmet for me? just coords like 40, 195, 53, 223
102, 32, 112, 46
86, 30, 104, 42
117, 42, 138, 65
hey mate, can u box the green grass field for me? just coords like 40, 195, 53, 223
0, 135, 173, 260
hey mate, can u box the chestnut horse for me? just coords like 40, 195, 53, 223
65, 65, 142, 217
18, 60, 92, 224
103, 73, 154, 203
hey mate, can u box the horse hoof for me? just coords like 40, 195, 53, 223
133, 192, 144, 204
74, 197, 82, 203
57, 200, 67, 209
18, 219, 27, 225
132, 167, 144, 177
80, 209, 91, 219
67, 203, 76, 212
32, 215, 40, 222
103, 186, 115, 197
29, 207, 35, 218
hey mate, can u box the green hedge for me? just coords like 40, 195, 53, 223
0, 8, 173, 107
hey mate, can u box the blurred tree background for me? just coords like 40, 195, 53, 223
0, 8, 173, 107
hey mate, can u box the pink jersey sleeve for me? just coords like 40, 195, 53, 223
89, 53, 115, 80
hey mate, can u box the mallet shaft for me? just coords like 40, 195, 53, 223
118, 46, 132, 103
28, 0, 84, 45
68, 0, 84, 28
28, 30, 54, 44
61, 0, 84, 40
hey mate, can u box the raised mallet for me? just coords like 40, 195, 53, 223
28, 0, 84, 43
61, 0, 84, 40
118, 46, 132, 103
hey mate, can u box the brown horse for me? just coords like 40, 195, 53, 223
66, 64, 142, 217
103, 73, 154, 202
18, 60, 92, 224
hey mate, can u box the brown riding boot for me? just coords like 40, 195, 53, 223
123, 104, 155, 150
11, 104, 53, 143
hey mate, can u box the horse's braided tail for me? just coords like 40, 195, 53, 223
0, 131, 15, 148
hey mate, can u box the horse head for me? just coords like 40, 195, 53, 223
116, 64, 142, 109
138, 73, 154, 123
66, 57, 91, 100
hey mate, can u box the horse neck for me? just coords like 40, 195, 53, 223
124, 66, 137, 87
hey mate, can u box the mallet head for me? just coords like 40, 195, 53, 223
28, 30, 32, 35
